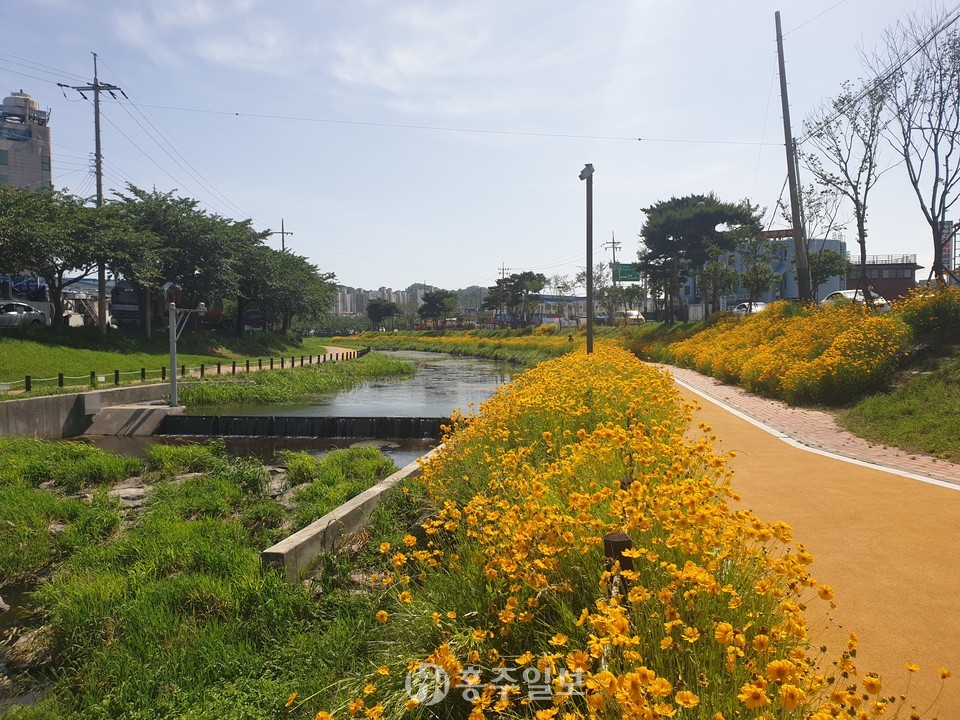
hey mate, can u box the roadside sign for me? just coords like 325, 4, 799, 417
612, 262, 640, 282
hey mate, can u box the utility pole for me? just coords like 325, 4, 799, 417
269, 218, 294, 251
775, 11, 812, 302
498, 263, 511, 279
59, 53, 123, 336
603, 231, 621, 284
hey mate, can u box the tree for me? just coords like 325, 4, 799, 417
802, 79, 889, 300
576, 263, 618, 324
875, 10, 960, 282
547, 274, 575, 325
639, 194, 761, 321
265, 250, 337, 333
697, 247, 739, 315
481, 281, 511, 328
482, 272, 546, 328
417, 289, 456, 329
807, 249, 851, 299
0, 187, 105, 331
621, 283, 647, 313
367, 297, 401, 330
738, 234, 781, 307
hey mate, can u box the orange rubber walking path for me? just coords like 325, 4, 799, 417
664, 365, 960, 715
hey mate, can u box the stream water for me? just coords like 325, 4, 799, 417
89, 351, 514, 468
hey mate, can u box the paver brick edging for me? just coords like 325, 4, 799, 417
261, 445, 442, 583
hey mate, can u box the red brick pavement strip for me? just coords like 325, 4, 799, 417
659, 363, 960, 490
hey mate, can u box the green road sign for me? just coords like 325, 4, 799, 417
612, 262, 640, 282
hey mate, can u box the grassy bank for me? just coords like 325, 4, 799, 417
836, 352, 960, 462
0, 439, 408, 719
328, 326, 640, 367
0, 330, 329, 397
179, 351, 416, 406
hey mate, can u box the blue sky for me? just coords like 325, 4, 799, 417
0, 1, 945, 291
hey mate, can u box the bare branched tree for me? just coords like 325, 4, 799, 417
874, 9, 960, 283
801, 80, 890, 300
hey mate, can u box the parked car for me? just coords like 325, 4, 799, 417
820, 289, 891, 311
0, 301, 47, 328
732, 301, 767, 316
613, 309, 645, 325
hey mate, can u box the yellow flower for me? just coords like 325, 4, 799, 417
363, 683, 376, 695
939, 667, 952, 679
315, 712, 334, 720
765, 659, 797, 683
817, 584, 834, 601
402, 534, 417, 547
905, 662, 920, 673
404, 698, 420, 711
778, 684, 806, 710
737, 683, 770, 710
377, 666, 390, 676
285, 692, 298, 708
714, 622, 735, 645
347, 698, 364, 716
648, 677, 673, 697
378, 542, 390, 554
674, 690, 699, 708
375, 610, 389, 623
398, 591, 412, 603
549, 633, 569, 646
862, 675, 882, 695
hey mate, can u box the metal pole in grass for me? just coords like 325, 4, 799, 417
579, 163, 595, 354
168, 302, 206, 407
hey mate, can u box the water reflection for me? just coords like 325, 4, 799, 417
83, 351, 513, 467
187, 351, 513, 417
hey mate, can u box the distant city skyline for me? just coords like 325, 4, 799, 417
0, 1, 950, 290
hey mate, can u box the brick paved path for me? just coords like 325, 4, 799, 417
664, 363, 960, 488
659, 364, 960, 714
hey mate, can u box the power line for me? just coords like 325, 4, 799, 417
96, 56, 271, 230
109, 98, 778, 147
784, 0, 852, 36
796, 2, 960, 145
0, 51, 87, 83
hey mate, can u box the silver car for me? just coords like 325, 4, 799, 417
0, 302, 47, 328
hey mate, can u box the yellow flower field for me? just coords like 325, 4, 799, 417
304, 344, 937, 719
666, 302, 911, 404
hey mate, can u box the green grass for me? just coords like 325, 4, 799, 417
179, 351, 415, 406
0, 329, 333, 395
280, 447, 398, 530
836, 353, 960, 462
0, 439, 411, 720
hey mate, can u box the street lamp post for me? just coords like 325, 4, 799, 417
579, 164, 595, 354
168, 301, 206, 407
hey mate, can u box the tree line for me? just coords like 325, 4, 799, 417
0, 184, 336, 335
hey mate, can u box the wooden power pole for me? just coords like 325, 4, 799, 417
775, 11, 812, 301
59, 53, 123, 334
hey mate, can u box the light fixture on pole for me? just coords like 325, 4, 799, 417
579, 164, 595, 354
168, 302, 206, 407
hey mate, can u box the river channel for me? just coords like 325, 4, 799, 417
88, 351, 515, 468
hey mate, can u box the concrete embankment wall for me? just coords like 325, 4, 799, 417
0, 384, 170, 438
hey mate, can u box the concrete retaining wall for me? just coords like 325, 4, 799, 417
262, 446, 442, 583
0, 383, 173, 438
